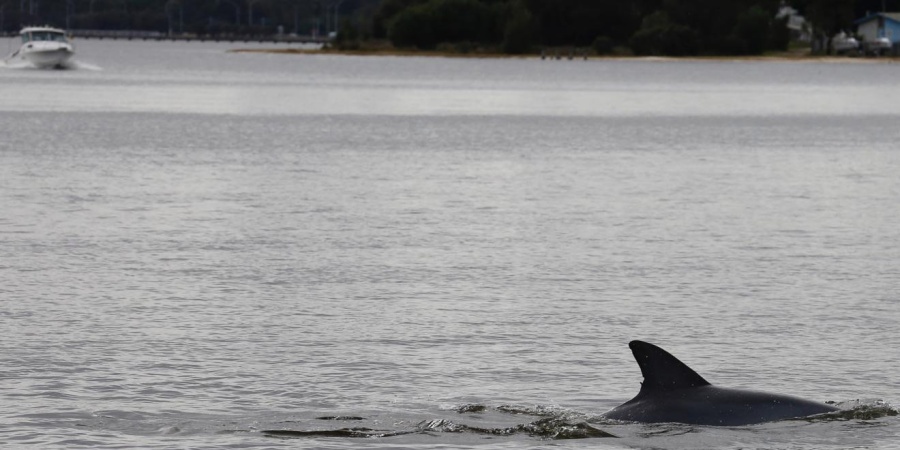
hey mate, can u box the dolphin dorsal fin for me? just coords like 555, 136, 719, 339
629, 340, 710, 392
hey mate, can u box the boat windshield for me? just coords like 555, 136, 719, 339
22, 31, 68, 43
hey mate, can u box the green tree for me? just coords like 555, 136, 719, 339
387, 0, 497, 50
629, 10, 700, 56
387, 4, 436, 48
732, 5, 771, 54
522, 0, 644, 46
500, 0, 535, 53
373, 0, 428, 38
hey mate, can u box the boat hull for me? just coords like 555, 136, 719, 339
22, 46, 74, 69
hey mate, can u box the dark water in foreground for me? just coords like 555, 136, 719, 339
2, 40, 899, 449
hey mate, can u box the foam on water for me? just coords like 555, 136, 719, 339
0, 57, 99, 71
1, 58, 32, 69
64, 59, 103, 71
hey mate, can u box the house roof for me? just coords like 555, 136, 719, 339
854, 12, 900, 25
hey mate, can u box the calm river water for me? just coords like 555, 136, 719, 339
2, 39, 899, 449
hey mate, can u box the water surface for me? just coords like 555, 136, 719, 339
1, 39, 899, 449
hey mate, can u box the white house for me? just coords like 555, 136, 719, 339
777, 5, 809, 41
854, 12, 900, 55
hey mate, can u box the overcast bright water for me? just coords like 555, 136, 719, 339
2, 39, 900, 449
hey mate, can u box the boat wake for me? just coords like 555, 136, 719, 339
0, 58, 101, 71
0, 58, 31, 69
255, 404, 616, 441
250, 400, 898, 441
47, 398, 898, 448
63, 59, 103, 71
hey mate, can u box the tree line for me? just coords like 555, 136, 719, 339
1, 0, 380, 36
372, 0, 900, 55
2, 0, 898, 55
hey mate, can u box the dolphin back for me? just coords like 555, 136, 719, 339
604, 340, 840, 426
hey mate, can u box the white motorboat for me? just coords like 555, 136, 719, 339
864, 37, 893, 56
831, 31, 860, 55
7, 26, 74, 68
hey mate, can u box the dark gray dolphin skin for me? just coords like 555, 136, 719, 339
602, 340, 840, 426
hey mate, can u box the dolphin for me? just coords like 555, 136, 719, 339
602, 340, 840, 426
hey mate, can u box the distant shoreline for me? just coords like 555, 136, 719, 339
229, 47, 900, 63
